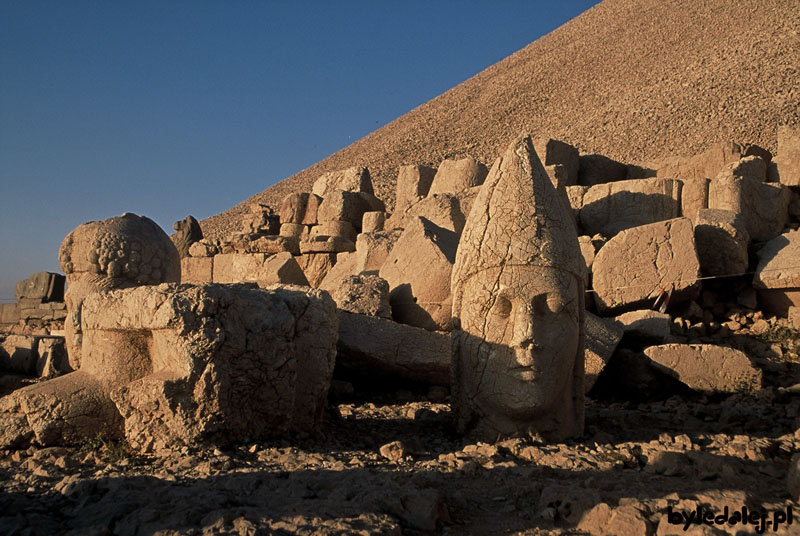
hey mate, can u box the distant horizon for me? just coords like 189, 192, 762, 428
0, 1, 600, 301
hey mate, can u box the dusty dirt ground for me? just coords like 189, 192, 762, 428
1, 326, 799, 536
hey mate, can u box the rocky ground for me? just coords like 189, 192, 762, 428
2, 315, 799, 536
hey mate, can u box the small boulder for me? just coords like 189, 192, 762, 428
320, 274, 391, 318
427, 156, 488, 196
312, 166, 373, 197
694, 208, 749, 277
753, 229, 800, 315
708, 175, 789, 242
613, 310, 671, 341
354, 229, 403, 274
395, 164, 436, 214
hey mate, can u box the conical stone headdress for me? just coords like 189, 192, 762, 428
451, 134, 585, 318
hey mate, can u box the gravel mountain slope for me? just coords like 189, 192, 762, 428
202, 0, 800, 240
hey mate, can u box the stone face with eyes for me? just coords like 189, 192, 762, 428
451, 135, 585, 441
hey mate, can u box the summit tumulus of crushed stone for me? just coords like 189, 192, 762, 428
202, 0, 800, 241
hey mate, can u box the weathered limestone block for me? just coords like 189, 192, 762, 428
317, 190, 385, 230
427, 156, 488, 196
299, 235, 355, 254
578, 154, 628, 186
592, 218, 701, 315
15, 272, 65, 303
0, 284, 337, 451
396, 193, 467, 234
644, 344, 762, 393
451, 134, 585, 441
58, 213, 181, 370
579, 178, 682, 237
753, 229, 800, 315
229, 233, 300, 255
242, 204, 280, 235
677, 177, 710, 223
36, 337, 68, 378
772, 125, 800, 186
362, 211, 385, 233
212, 252, 309, 287
657, 141, 752, 181
188, 239, 219, 257
0, 335, 38, 375
296, 253, 337, 288
708, 175, 789, 242
694, 209, 749, 277
395, 164, 436, 215
312, 166, 373, 197
311, 220, 357, 242
279, 192, 308, 224
337, 311, 450, 384
280, 223, 309, 238
318, 251, 357, 290
380, 217, 458, 332
0, 303, 19, 325
180, 256, 213, 284
171, 216, 203, 258
564, 185, 588, 223
715, 155, 767, 182
320, 274, 391, 318
355, 229, 403, 274
533, 137, 579, 186
584, 312, 624, 394
613, 310, 671, 341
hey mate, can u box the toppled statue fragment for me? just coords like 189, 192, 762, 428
58, 213, 181, 370
450, 134, 585, 441
172, 215, 204, 257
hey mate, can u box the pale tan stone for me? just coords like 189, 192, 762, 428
58, 213, 181, 370
15, 272, 65, 302
317, 190, 385, 230
657, 141, 747, 181
180, 256, 213, 284
310, 220, 357, 242
773, 125, 800, 187
592, 218, 701, 315
212, 252, 308, 287
229, 233, 300, 255
398, 193, 466, 234
715, 155, 767, 182
320, 274, 391, 318
312, 166, 373, 197
318, 251, 358, 290
427, 156, 488, 196
533, 137, 579, 186
451, 134, 585, 441
754, 229, 800, 289
644, 344, 762, 393
578, 236, 595, 287
361, 211, 385, 233
296, 253, 337, 288
279, 192, 310, 224
395, 164, 435, 214
0, 303, 18, 325
708, 175, 789, 242
279, 223, 309, 238
380, 216, 458, 332
336, 311, 450, 384
354, 229, 403, 274
564, 185, 588, 223
241, 204, 279, 235
677, 177, 710, 223
580, 178, 681, 237
299, 235, 355, 254
694, 208, 749, 277
188, 239, 219, 257
613, 310, 671, 341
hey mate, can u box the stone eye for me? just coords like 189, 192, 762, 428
546, 294, 566, 314
494, 296, 512, 318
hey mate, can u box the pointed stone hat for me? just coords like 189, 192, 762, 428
451, 134, 585, 318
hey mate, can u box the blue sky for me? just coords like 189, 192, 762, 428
0, 0, 600, 301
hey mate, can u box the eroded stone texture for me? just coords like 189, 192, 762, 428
172, 216, 203, 258
212, 252, 309, 287
564, 185, 588, 224
427, 156, 488, 196
320, 274, 391, 318
0, 335, 38, 375
584, 312, 623, 394
708, 175, 789, 242
395, 193, 466, 234
362, 211, 385, 233
58, 213, 181, 370
677, 177, 710, 223
773, 125, 800, 187
613, 310, 671, 342
0, 284, 337, 451
312, 166, 373, 197
451, 134, 585, 441
181, 257, 213, 284
337, 311, 450, 384
592, 218, 701, 315
355, 229, 403, 274
317, 190, 385, 231
644, 344, 762, 394
533, 138, 579, 186
395, 164, 436, 214
753, 229, 800, 315
656, 141, 749, 181
310, 220, 357, 242
579, 178, 681, 237
694, 208, 749, 277
296, 253, 338, 288
242, 204, 280, 235
715, 155, 767, 182
380, 216, 458, 332
15, 272, 65, 303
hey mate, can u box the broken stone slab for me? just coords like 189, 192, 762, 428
296, 253, 337, 288
579, 178, 682, 237
279, 192, 322, 225
212, 252, 309, 287
36, 337, 69, 378
694, 208, 749, 277
656, 141, 753, 181
362, 211, 385, 233
715, 155, 768, 182
584, 312, 624, 394
310, 220, 357, 242
613, 310, 671, 342
708, 175, 789, 242
15, 272, 66, 303
427, 156, 488, 196
299, 235, 356, 254
336, 311, 450, 384
0, 303, 19, 325
772, 125, 800, 187
353, 228, 403, 275
390, 193, 467, 234
312, 166, 374, 197
241, 205, 280, 235
279, 223, 309, 238
592, 218, 701, 315
180, 256, 213, 284
317, 190, 385, 230
394, 164, 436, 215
230, 233, 301, 255
188, 239, 220, 258
380, 216, 458, 331
677, 177, 710, 223
564, 185, 588, 224
643, 344, 762, 394
0, 335, 38, 375
753, 229, 800, 315
533, 137, 579, 186
320, 274, 391, 319
577, 154, 628, 186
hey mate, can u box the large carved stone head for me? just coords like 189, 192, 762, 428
58, 213, 180, 369
451, 135, 585, 441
